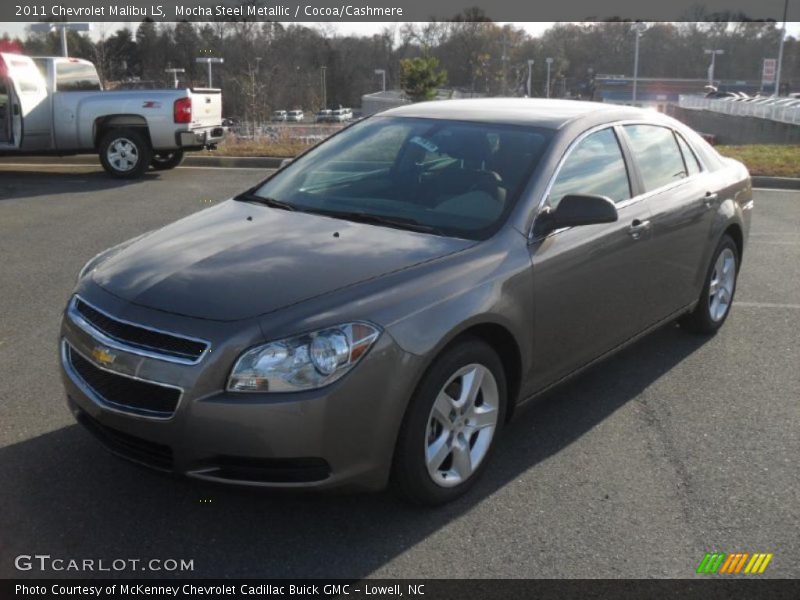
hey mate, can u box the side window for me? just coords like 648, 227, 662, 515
56, 62, 101, 92
624, 125, 688, 191
548, 128, 631, 207
675, 132, 702, 176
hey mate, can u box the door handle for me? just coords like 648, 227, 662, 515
704, 192, 719, 208
628, 219, 651, 239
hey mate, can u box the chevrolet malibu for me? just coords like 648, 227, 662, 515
60, 99, 752, 505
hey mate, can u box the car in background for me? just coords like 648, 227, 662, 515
331, 108, 352, 122
60, 99, 752, 505
287, 110, 304, 123
315, 109, 333, 123
271, 110, 287, 122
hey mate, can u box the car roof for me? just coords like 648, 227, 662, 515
380, 98, 659, 129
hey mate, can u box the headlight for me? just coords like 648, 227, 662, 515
227, 322, 381, 393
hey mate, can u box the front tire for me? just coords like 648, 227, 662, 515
150, 149, 185, 171
680, 234, 739, 334
392, 338, 507, 505
98, 129, 152, 179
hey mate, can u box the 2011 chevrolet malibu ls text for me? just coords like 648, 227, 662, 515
60, 99, 753, 505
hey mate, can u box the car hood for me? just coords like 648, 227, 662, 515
91, 200, 474, 321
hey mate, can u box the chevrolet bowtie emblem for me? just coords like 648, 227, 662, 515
92, 347, 116, 365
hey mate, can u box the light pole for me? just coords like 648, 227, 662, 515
164, 68, 185, 89
320, 66, 327, 109
195, 57, 224, 88
374, 69, 386, 93
527, 59, 534, 97
545, 58, 553, 98
774, 0, 789, 95
631, 21, 647, 105
704, 49, 724, 87
30, 22, 91, 57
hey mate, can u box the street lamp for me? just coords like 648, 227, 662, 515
545, 58, 553, 98
30, 22, 91, 57
164, 68, 185, 89
527, 59, 534, 97
631, 21, 647, 105
774, 0, 789, 95
374, 69, 386, 93
704, 49, 724, 87
320, 66, 327, 110
195, 57, 224, 88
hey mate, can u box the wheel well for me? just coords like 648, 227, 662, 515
724, 223, 744, 261
94, 115, 151, 149
450, 323, 523, 421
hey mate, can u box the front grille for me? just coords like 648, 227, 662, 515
72, 403, 174, 471
67, 345, 181, 418
74, 298, 207, 362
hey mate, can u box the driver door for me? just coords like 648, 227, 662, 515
527, 126, 654, 392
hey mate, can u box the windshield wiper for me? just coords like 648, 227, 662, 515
308, 209, 443, 235
236, 192, 297, 212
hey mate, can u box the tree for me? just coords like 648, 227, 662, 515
400, 56, 447, 102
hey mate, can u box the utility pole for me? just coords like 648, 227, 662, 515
545, 58, 553, 98
320, 66, 327, 109
195, 57, 224, 88
631, 21, 647, 105
501, 34, 509, 96
704, 49, 724, 87
30, 22, 91, 57
164, 68, 185, 89
527, 59, 534, 97
774, 0, 789, 95
374, 69, 386, 93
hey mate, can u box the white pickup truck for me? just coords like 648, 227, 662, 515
0, 53, 224, 178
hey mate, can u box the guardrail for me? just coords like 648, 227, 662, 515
679, 95, 800, 125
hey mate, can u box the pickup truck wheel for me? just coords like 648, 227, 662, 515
99, 129, 152, 179
150, 150, 185, 171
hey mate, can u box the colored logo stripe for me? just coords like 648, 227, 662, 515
697, 552, 773, 574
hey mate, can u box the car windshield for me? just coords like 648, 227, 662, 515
245, 116, 553, 239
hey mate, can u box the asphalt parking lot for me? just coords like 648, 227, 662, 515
0, 163, 797, 579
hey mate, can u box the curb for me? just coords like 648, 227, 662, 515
751, 176, 800, 190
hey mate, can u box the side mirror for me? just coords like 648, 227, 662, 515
280, 158, 292, 168
533, 194, 618, 238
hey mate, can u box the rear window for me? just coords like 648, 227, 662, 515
623, 125, 688, 191
56, 62, 101, 92
675, 132, 702, 176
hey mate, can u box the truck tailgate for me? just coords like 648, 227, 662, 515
190, 89, 222, 129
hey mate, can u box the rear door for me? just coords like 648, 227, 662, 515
528, 126, 654, 390
0, 53, 49, 150
619, 124, 715, 323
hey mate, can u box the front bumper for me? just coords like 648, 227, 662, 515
59, 291, 420, 491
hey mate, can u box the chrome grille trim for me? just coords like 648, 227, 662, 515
61, 340, 183, 421
68, 295, 210, 365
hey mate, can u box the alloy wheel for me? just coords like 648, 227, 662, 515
106, 138, 139, 172
708, 247, 736, 322
425, 363, 499, 487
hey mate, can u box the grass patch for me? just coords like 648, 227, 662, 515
204, 138, 309, 158
716, 145, 800, 178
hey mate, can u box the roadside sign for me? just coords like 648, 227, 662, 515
762, 58, 777, 86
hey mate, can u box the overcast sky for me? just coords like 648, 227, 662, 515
2, 21, 798, 41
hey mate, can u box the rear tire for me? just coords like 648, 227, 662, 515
150, 149, 185, 171
98, 128, 152, 179
680, 234, 739, 334
392, 338, 507, 506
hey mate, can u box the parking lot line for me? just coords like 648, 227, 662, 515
734, 301, 800, 309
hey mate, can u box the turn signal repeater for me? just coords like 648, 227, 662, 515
227, 322, 381, 393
